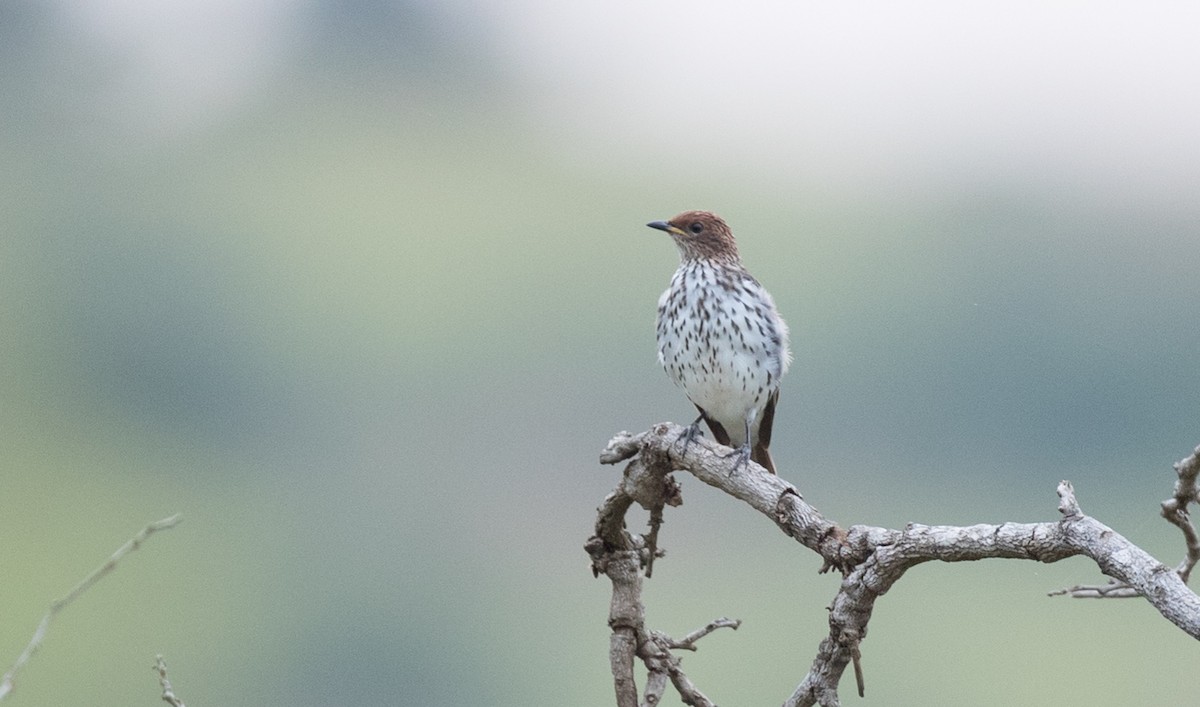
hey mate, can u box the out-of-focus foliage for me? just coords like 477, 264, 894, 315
1, 2, 1198, 705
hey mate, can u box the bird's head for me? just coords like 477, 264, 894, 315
647, 211, 740, 263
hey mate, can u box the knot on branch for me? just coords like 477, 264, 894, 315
620, 453, 682, 512
600, 430, 646, 465
774, 489, 860, 573
1056, 480, 1082, 520
585, 537, 644, 578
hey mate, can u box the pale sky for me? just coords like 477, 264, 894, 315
49, 1, 1200, 195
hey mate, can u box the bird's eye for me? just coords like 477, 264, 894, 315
688, 222, 704, 234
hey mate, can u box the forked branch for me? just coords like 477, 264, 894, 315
588, 425, 1200, 707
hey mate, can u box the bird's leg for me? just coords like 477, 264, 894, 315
673, 413, 706, 460
720, 418, 753, 475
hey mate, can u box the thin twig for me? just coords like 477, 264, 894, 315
154, 655, 187, 707
1048, 580, 1140, 598
0, 514, 183, 700
661, 618, 741, 651
645, 503, 665, 578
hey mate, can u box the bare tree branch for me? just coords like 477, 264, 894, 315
587, 437, 723, 706
0, 514, 183, 701
589, 424, 1200, 706
1050, 444, 1200, 598
1164, 445, 1200, 583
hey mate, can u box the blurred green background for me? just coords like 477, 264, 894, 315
2, 1, 1198, 705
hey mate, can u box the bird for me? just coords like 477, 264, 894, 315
648, 211, 791, 474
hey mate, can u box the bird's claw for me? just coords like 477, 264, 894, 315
673, 419, 704, 461
721, 443, 752, 475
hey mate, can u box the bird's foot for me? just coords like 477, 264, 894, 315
672, 416, 705, 461
721, 443, 752, 475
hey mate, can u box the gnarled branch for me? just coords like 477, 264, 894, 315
587, 425, 1200, 707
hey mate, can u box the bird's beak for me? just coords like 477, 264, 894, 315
647, 220, 685, 236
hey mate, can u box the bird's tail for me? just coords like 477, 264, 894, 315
752, 443, 776, 475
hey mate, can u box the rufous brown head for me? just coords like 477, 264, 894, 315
647, 211, 740, 263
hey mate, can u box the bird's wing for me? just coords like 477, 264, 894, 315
694, 403, 731, 447
757, 388, 779, 449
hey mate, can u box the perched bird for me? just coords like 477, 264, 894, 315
649, 211, 791, 474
